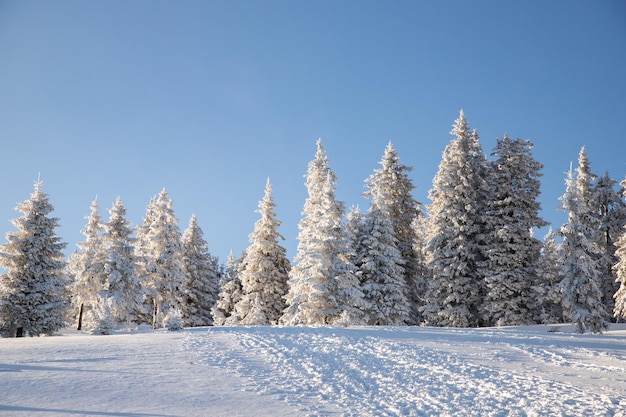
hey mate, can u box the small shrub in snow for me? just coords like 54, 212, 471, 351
91, 297, 116, 335
164, 308, 183, 331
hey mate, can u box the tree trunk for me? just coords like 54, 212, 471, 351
16, 326, 24, 337
77, 303, 84, 330
152, 300, 158, 329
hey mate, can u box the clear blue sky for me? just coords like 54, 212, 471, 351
1, 1, 625, 263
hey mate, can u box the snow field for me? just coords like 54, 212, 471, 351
197, 326, 626, 416
2, 325, 625, 416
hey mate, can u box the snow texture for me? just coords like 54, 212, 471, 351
1, 324, 625, 416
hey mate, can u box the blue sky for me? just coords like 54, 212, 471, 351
0, 1, 625, 263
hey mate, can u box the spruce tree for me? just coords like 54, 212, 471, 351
282, 140, 343, 325
422, 111, 488, 327
612, 177, 626, 321
364, 142, 424, 323
323, 176, 366, 326
232, 179, 291, 325
180, 214, 220, 327
356, 206, 410, 325
102, 197, 141, 326
68, 198, 106, 330
482, 135, 547, 326
135, 189, 186, 328
570, 148, 626, 321
593, 173, 626, 320
558, 167, 607, 333
212, 251, 242, 325
533, 229, 564, 324
0, 180, 70, 337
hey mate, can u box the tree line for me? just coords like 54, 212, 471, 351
1, 110, 625, 336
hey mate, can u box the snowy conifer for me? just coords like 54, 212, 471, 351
575, 148, 598, 229
211, 251, 242, 325
364, 142, 424, 324
558, 167, 607, 333
534, 229, 564, 324
612, 177, 626, 321
593, 173, 626, 319
232, 179, 291, 325
422, 111, 488, 327
135, 189, 186, 328
282, 140, 343, 325
67, 198, 106, 330
482, 135, 547, 326
0, 180, 70, 337
357, 206, 410, 325
324, 179, 366, 325
102, 197, 141, 325
180, 214, 220, 327
91, 295, 116, 335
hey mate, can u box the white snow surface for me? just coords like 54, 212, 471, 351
1, 324, 625, 416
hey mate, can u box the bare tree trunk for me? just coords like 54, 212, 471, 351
77, 303, 84, 330
152, 299, 158, 329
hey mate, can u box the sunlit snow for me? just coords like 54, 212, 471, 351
2, 324, 625, 416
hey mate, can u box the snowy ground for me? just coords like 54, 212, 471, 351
1, 324, 625, 417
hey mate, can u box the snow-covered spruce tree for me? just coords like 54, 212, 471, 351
67, 197, 106, 330
135, 189, 186, 329
356, 205, 410, 325
322, 176, 367, 326
594, 173, 626, 320
364, 142, 424, 324
211, 251, 242, 325
180, 214, 220, 327
102, 197, 141, 326
575, 147, 598, 230
558, 167, 607, 334
572, 148, 626, 320
134, 195, 157, 323
422, 111, 489, 327
282, 140, 345, 325
533, 229, 564, 324
231, 179, 291, 325
0, 180, 70, 337
612, 177, 626, 321
91, 295, 116, 335
481, 135, 547, 326
342, 205, 372, 326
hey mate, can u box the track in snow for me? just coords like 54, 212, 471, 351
183, 326, 626, 417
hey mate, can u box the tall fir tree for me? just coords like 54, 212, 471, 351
422, 111, 489, 327
232, 179, 291, 325
134, 195, 158, 323
558, 167, 607, 333
364, 142, 424, 323
0, 180, 70, 337
481, 135, 547, 326
135, 189, 186, 328
211, 251, 242, 325
612, 177, 626, 321
593, 173, 626, 320
102, 197, 141, 326
356, 206, 410, 325
317, 174, 366, 326
67, 198, 106, 330
533, 229, 564, 324
282, 140, 344, 325
180, 214, 220, 327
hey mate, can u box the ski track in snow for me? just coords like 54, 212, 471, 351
183, 326, 626, 417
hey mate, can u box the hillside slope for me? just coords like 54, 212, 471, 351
2, 325, 625, 416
